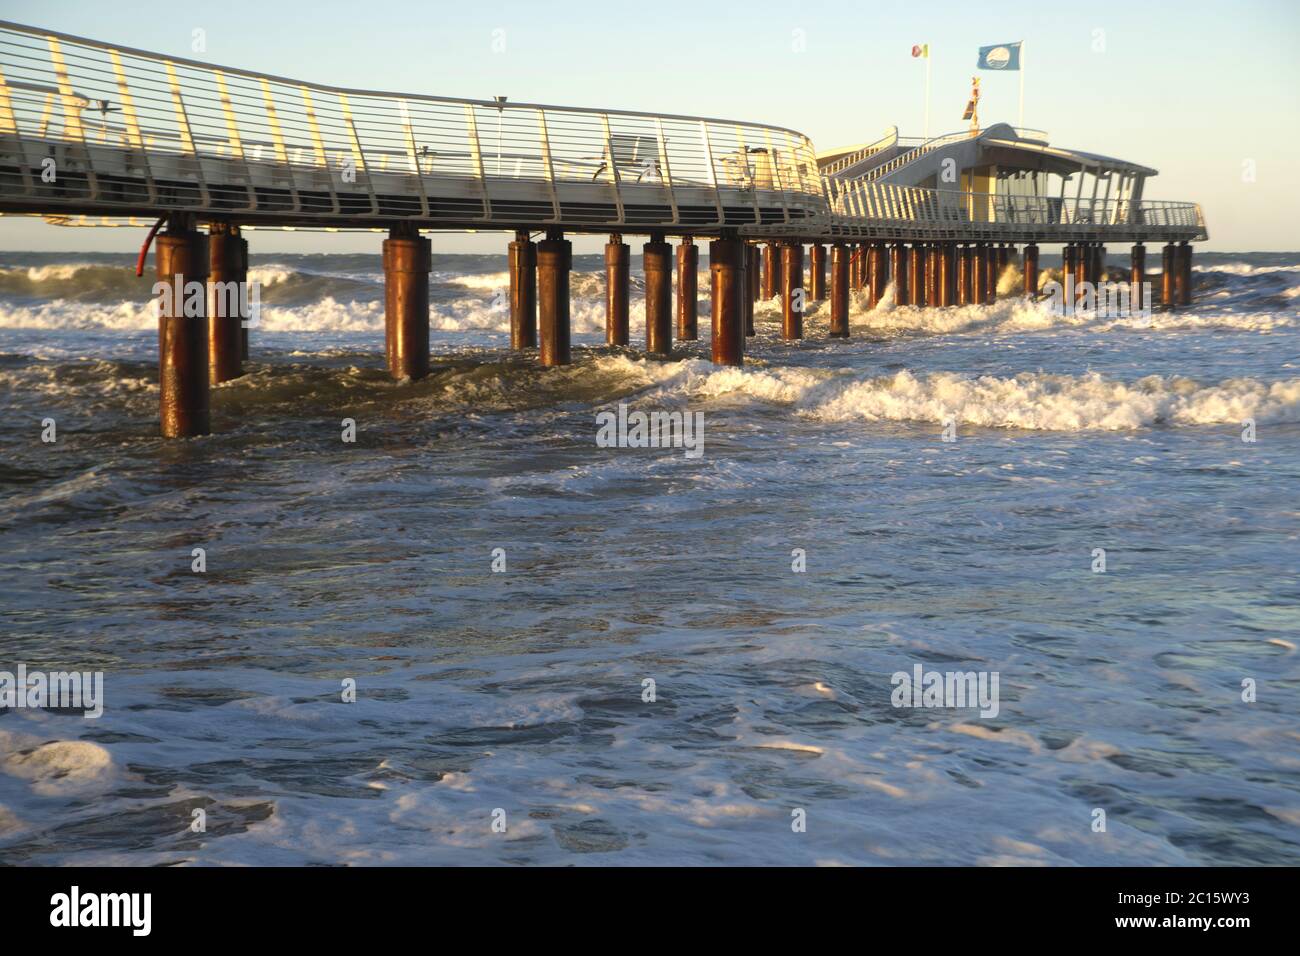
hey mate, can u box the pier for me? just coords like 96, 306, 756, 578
0, 21, 1207, 436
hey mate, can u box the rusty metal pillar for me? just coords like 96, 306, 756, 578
157, 221, 210, 438
207, 222, 244, 384
762, 243, 778, 300
1161, 243, 1176, 308
1177, 242, 1193, 306
956, 246, 968, 305
1130, 243, 1146, 293
604, 233, 630, 346
538, 228, 571, 366
938, 243, 953, 306
382, 226, 431, 381
809, 243, 826, 301
745, 245, 757, 336
869, 242, 886, 308
982, 243, 993, 303
996, 244, 1009, 286
1023, 244, 1040, 298
710, 237, 744, 366
781, 241, 804, 340
829, 243, 849, 338
644, 233, 673, 355
1073, 242, 1088, 302
676, 237, 698, 341
890, 242, 908, 305
970, 244, 987, 304
908, 244, 924, 306
509, 230, 537, 349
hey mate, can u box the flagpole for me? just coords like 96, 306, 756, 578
1018, 41, 1026, 128
924, 52, 932, 138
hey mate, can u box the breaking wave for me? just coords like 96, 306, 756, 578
592, 355, 1300, 430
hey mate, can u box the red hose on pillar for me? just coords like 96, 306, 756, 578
135, 216, 167, 277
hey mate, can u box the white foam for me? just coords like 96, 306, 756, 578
591, 355, 1300, 430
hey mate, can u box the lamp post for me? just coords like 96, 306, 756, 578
493, 95, 507, 175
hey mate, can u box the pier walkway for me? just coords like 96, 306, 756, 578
0, 21, 1208, 437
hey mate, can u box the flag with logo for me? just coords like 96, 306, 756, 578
911, 44, 929, 58
977, 41, 1021, 71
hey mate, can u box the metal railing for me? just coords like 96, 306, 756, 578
0, 21, 1204, 244
808, 178, 1205, 240
843, 126, 1052, 183
0, 20, 823, 229
818, 127, 899, 176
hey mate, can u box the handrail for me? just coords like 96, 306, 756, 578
819, 127, 898, 176
0, 20, 823, 229
839, 126, 1053, 183
0, 20, 1203, 242
816, 177, 1204, 238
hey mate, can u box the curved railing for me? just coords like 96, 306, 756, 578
0, 20, 1203, 244
0, 20, 823, 229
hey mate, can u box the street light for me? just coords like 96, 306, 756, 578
493, 95, 507, 175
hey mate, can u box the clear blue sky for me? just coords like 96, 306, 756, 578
2, 0, 1296, 253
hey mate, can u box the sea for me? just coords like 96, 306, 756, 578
0, 246, 1296, 865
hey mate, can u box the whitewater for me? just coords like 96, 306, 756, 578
0, 247, 1296, 865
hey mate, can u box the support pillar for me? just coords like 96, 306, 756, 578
869, 243, 886, 308
1161, 243, 1176, 308
710, 237, 744, 366
509, 230, 537, 349
829, 243, 849, 338
938, 243, 954, 307
745, 245, 758, 336
971, 244, 988, 305
957, 246, 969, 305
762, 243, 779, 300
604, 234, 630, 346
1177, 242, 1193, 306
1023, 244, 1040, 298
890, 242, 908, 305
1129, 243, 1145, 292
909, 244, 924, 306
982, 243, 993, 303
809, 243, 826, 301
207, 222, 244, 384
538, 228, 571, 366
676, 237, 698, 341
1073, 241, 1088, 301
781, 241, 804, 340
382, 226, 431, 381
644, 234, 673, 355
157, 222, 210, 438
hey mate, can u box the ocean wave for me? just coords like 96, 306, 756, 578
591, 355, 1300, 430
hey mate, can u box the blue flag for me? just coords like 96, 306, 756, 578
977, 42, 1022, 71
